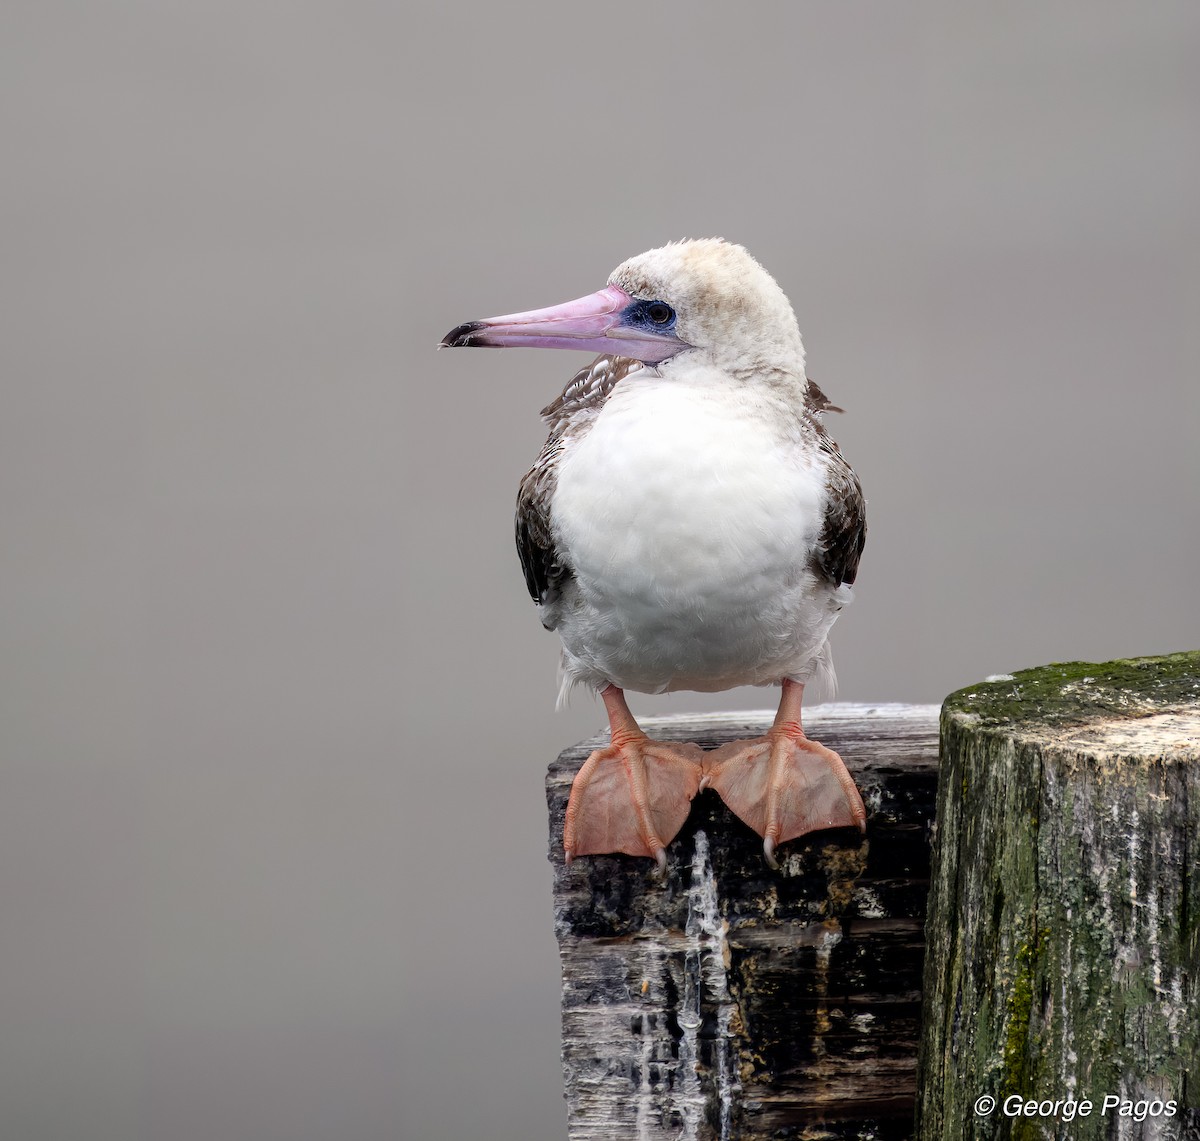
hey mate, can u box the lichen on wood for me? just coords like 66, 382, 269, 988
917, 651, 1200, 1140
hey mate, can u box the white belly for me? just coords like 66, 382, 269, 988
550, 378, 844, 695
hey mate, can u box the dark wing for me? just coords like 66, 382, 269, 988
815, 435, 867, 587
515, 355, 641, 616
516, 445, 567, 612
537, 353, 641, 432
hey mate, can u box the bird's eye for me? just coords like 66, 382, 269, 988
646, 301, 674, 324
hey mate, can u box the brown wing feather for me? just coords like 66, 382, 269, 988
804, 377, 844, 415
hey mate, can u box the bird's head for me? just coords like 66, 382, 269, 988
441, 239, 805, 380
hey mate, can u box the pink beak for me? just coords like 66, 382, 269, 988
441, 285, 685, 363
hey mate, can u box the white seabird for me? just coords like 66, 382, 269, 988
442, 239, 867, 869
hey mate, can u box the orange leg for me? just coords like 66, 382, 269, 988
563, 686, 704, 870
701, 679, 866, 868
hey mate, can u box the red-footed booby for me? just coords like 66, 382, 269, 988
441, 239, 867, 869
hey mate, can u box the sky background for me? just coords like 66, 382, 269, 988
2, 3, 1198, 1139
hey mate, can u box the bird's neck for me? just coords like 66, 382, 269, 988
659, 343, 807, 389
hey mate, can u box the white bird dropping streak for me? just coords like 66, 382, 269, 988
676, 830, 737, 1141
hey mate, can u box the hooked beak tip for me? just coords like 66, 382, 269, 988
440, 321, 485, 349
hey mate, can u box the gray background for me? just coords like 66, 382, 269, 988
2, 3, 1197, 1139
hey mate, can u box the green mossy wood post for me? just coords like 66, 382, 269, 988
549, 704, 940, 1141
918, 652, 1200, 1140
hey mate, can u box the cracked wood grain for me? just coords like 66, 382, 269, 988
917, 652, 1200, 1141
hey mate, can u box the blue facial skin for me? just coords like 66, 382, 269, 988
620, 299, 678, 336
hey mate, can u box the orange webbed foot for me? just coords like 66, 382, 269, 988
564, 737, 704, 869
702, 728, 866, 869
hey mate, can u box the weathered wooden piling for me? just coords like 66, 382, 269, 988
548, 703, 939, 1141
917, 652, 1200, 1140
